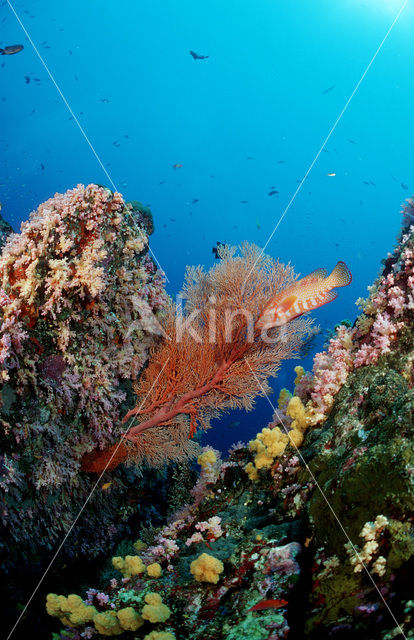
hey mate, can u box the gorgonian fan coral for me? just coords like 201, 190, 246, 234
0, 184, 167, 565
82, 243, 317, 472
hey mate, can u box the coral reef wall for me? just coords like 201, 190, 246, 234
46, 197, 414, 640
0, 184, 167, 570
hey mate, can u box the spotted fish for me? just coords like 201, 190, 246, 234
256, 261, 352, 330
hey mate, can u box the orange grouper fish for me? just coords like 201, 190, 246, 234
256, 261, 352, 330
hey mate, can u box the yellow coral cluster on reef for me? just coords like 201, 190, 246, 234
46, 594, 144, 635
142, 593, 171, 623
147, 562, 163, 578
111, 554, 162, 579
190, 552, 224, 584
197, 449, 217, 469
245, 387, 313, 481
46, 593, 97, 627
112, 554, 145, 577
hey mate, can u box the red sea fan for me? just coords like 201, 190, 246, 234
82, 243, 316, 472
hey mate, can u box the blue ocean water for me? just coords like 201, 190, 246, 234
1, 0, 413, 453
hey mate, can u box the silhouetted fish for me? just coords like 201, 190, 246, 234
402, 182, 408, 190
190, 50, 209, 60
268, 190, 278, 196
0, 44, 24, 55
322, 85, 335, 94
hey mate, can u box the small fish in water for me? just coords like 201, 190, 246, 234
212, 241, 225, 259
326, 172, 336, 177
189, 50, 209, 60
256, 261, 352, 330
268, 190, 278, 196
172, 163, 183, 169
113, 141, 120, 147
322, 85, 335, 94
24, 75, 30, 84
277, 160, 285, 164
226, 420, 241, 428
191, 198, 199, 204
363, 181, 370, 185
101, 482, 112, 491
0, 44, 24, 55
240, 200, 248, 204
255, 218, 261, 229
402, 182, 408, 190
348, 139, 356, 144
40, 163, 44, 171
100, 98, 110, 103
248, 599, 288, 612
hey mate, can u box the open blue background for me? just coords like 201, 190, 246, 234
1, 0, 413, 452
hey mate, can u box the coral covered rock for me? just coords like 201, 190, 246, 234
0, 184, 167, 569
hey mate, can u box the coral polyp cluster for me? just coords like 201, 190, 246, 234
0, 184, 167, 567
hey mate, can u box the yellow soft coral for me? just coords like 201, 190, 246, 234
245, 395, 314, 481
144, 632, 176, 640
190, 552, 224, 584
46, 593, 97, 627
112, 554, 145, 578
286, 396, 308, 432
117, 607, 144, 631
147, 562, 162, 578
294, 365, 305, 386
198, 449, 217, 468
133, 538, 147, 552
142, 592, 171, 623
277, 387, 292, 408
93, 611, 123, 636
244, 461, 259, 481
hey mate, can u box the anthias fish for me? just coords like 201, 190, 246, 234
256, 261, 352, 330
0, 44, 24, 55
247, 598, 288, 612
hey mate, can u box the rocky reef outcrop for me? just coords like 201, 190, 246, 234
0, 186, 175, 634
